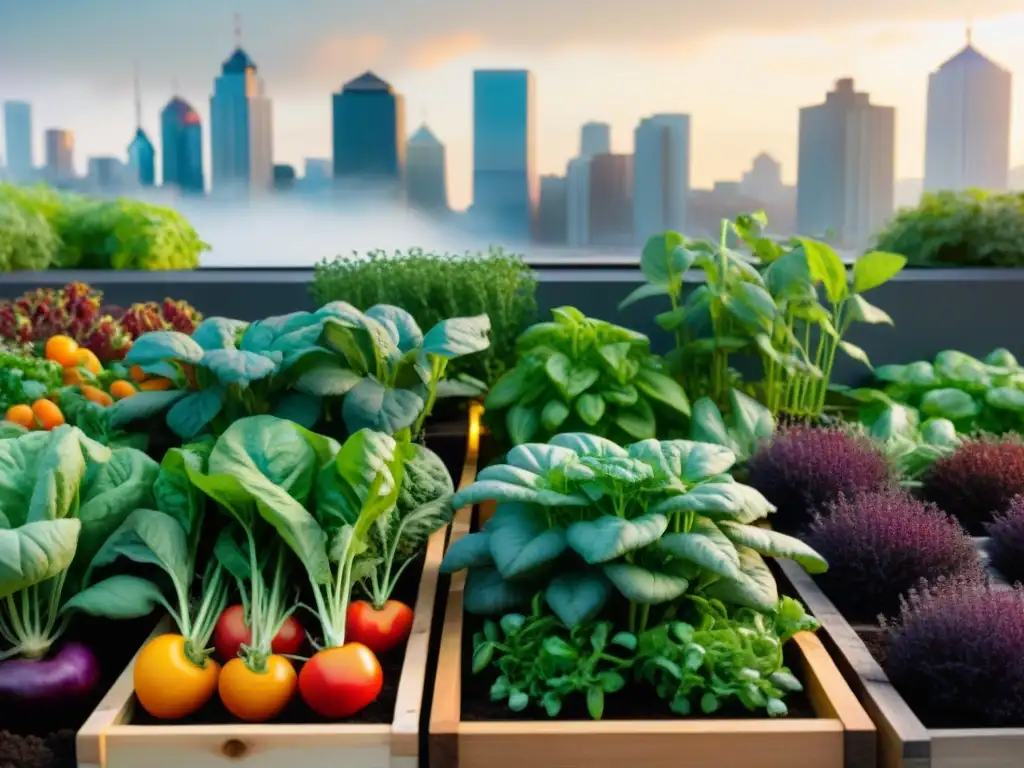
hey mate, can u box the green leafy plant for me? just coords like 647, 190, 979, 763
317, 303, 491, 438
873, 189, 1024, 268
310, 247, 536, 385
847, 403, 961, 484
0, 426, 161, 662
0, 196, 60, 272
485, 307, 689, 445
689, 389, 775, 467
441, 432, 827, 630
838, 349, 1024, 435
0, 351, 62, 411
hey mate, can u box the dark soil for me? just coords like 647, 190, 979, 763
0, 615, 157, 768
856, 628, 889, 669
132, 551, 427, 727
459, 611, 815, 722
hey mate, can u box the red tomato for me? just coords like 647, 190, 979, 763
214, 605, 305, 661
298, 643, 383, 718
345, 600, 414, 655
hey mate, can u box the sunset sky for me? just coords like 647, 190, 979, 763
1, 0, 1022, 210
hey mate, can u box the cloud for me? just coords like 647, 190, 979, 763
309, 31, 485, 84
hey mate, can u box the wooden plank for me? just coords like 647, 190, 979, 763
930, 729, 1024, 768
81, 407, 483, 768
778, 558, 931, 768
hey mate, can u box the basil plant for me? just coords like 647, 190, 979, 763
441, 433, 827, 631
484, 307, 690, 446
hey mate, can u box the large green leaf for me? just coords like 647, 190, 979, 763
920, 389, 980, 421
846, 294, 893, 325
602, 562, 689, 604
659, 519, 742, 581
124, 331, 204, 365
541, 400, 571, 432
388, 495, 453, 561
505, 443, 578, 474
365, 305, 423, 353
0, 519, 80, 598
485, 367, 530, 410
153, 440, 212, 537
166, 386, 226, 440
476, 464, 543, 490
440, 531, 495, 572
293, 362, 362, 397
566, 513, 668, 564
62, 574, 169, 618
191, 317, 248, 351
545, 571, 611, 625
86, 508, 190, 594
702, 546, 778, 612
201, 349, 279, 387
614, 399, 657, 440
506, 404, 539, 444
718, 521, 828, 574
651, 482, 774, 524
421, 315, 491, 359
488, 515, 567, 580
549, 433, 627, 458
799, 238, 848, 304
853, 251, 906, 294
274, 392, 323, 429
575, 394, 606, 426
639, 231, 690, 286
21, 427, 95, 524
619, 282, 671, 310
343, 378, 423, 435
463, 566, 535, 615
107, 389, 189, 427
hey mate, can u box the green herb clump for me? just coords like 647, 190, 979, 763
0, 351, 62, 411
310, 247, 536, 385
485, 307, 690, 445
873, 189, 1024, 268
0, 197, 61, 272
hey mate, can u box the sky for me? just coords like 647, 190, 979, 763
1, 0, 1023, 211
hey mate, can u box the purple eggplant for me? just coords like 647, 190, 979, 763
0, 642, 101, 702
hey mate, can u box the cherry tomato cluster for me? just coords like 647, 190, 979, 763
132, 599, 414, 723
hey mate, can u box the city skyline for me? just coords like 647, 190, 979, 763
1, 4, 1022, 209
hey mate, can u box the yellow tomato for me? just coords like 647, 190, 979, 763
75, 348, 102, 374
133, 634, 220, 720
218, 655, 297, 722
45, 335, 79, 367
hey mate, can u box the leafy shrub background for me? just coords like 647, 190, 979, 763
874, 190, 1024, 267
0, 183, 207, 271
310, 247, 537, 384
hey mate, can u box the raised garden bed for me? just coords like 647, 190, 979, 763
74, 408, 483, 768
428, 499, 876, 768
777, 558, 1024, 768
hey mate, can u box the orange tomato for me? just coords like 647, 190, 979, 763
129, 365, 147, 384
5, 404, 36, 430
139, 377, 174, 392
62, 367, 86, 386
75, 348, 102, 375
133, 634, 220, 720
109, 380, 137, 400
218, 656, 297, 722
31, 399, 64, 430
81, 385, 114, 407
44, 335, 79, 367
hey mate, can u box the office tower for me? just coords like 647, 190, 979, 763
161, 96, 205, 193
406, 125, 448, 212
580, 122, 611, 157
3, 101, 32, 182
210, 41, 273, 193
741, 153, 785, 203
797, 78, 895, 249
633, 114, 690, 243
589, 153, 634, 247
536, 174, 568, 244
332, 72, 405, 194
86, 157, 126, 192
566, 157, 590, 247
44, 129, 75, 183
126, 66, 155, 187
472, 69, 537, 240
924, 30, 1013, 193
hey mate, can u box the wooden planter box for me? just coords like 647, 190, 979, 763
76, 405, 484, 768
777, 559, 1024, 768
428, 501, 876, 768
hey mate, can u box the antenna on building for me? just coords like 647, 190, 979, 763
172, 78, 179, 96
133, 60, 142, 128
234, 12, 243, 46
421, 104, 428, 126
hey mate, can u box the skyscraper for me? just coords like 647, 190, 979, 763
44, 129, 75, 183
126, 67, 155, 187
86, 157, 126, 192
924, 31, 1013, 193
589, 153, 634, 247
472, 69, 537, 241
536, 174, 568, 244
566, 157, 590, 247
210, 45, 273, 194
3, 101, 33, 182
580, 122, 611, 157
332, 72, 405, 194
406, 125, 448, 212
741, 153, 785, 203
633, 114, 690, 244
797, 78, 895, 249
161, 96, 205, 194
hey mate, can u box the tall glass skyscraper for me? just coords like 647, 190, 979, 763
472, 70, 536, 241
3, 101, 33, 182
161, 96, 205, 194
332, 71, 405, 193
210, 47, 273, 194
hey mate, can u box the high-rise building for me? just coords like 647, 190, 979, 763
536, 174, 568, 244
566, 157, 591, 247
86, 157, 126, 192
301, 158, 332, 193
741, 153, 785, 203
580, 122, 611, 157
472, 69, 537, 241
332, 72, 405, 194
44, 129, 75, 183
210, 45, 273, 194
589, 153, 634, 247
3, 101, 33, 182
161, 96, 205, 194
924, 32, 1013, 193
126, 68, 155, 187
633, 114, 690, 244
797, 78, 895, 249
406, 125, 448, 212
